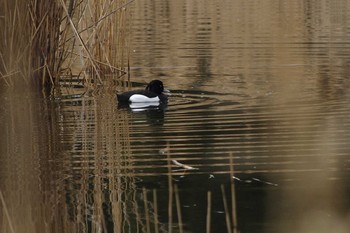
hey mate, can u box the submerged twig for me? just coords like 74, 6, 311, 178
172, 160, 198, 170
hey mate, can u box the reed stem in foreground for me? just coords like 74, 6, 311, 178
167, 143, 173, 232
174, 184, 184, 233
143, 187, 151, 233
153, 189, 159, 233
0, 191, 15, 233
221, 184, 232, 233
206, 191, 212, 233
229, 153, 238, 230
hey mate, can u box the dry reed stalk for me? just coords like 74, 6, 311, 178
166, 142, 174, 232
112, 188, 123, 233
153, 189, 159, 233
1, 0, 131, 90
221, 184, 232, 233
206, 191, 212, 233
79, 0, 129, 78
229, 153, 238, 231
143, 187, 151, 233
132, 183, 142, 233
29, 0, 62, 87
0, 0, 31, 86
59, 0, 103, 85
0, 191, 15, 233
174, 184, 184, 233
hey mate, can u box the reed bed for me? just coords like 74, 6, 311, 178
0, 0, 131, 90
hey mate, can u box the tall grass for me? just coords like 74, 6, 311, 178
0, 1, 32, 86
0, 0, 131, 90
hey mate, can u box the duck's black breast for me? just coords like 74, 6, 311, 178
117, 90, 159, 103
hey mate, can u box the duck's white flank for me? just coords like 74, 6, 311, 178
129, 94, 160, 103
130, 102, 159, 110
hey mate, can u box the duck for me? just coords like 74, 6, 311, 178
117, 80, 169, 104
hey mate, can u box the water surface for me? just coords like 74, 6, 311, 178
2, 0, 350, 232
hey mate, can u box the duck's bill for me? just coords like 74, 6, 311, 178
163, 89, 170, 93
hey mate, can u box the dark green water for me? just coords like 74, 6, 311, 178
2, 0, 350, 232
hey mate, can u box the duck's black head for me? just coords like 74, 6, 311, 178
145, 80, 165, 95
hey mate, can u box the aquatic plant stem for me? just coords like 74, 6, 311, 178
229, 153, 237, 230
0, 191, 15, 233
174, 184, 183, 233
206, 191, 212, 233
58, 0, 102, 85
221, 184, 232, 233
167, 142, 173, 232
153, 189, 159, 233
142, 187, 150, 233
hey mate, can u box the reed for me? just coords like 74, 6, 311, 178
206, 191, 212, 233
143, 187, 151, 233
0, 0, 31, 86
0, 0, 131, 90
152, 189, 159, 233
229, 153, 238, 231
221, 184, 232, 233
0, 191, 15, 233
167, 142, 174, 232
174, 184, 184, 233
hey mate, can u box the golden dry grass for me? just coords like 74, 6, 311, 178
0, 0, 132, 90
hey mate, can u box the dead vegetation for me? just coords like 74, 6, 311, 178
0, 0, 132, 90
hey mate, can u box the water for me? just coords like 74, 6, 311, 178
2, 0, 350, 232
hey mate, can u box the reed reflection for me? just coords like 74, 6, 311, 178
57, 92, 141, 233
0, 85, 166, 233
0, 83, 63, 233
